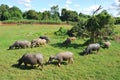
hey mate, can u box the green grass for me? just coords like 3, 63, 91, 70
0, 24, 120, 80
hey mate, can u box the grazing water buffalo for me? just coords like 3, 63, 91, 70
83, 43, 100, 55
62, 37, 76, 46
9, 40, 31, 50
31, 38, 46, 48
63, 38, 71, 46
47, 51, 73, 67
18, 53, 44, 69
39, 36, 50, 43
102, 41, 111, 49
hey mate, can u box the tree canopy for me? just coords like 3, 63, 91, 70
68, 10, 115, 43
0, 4, 90, 22
61, 8, 79, 22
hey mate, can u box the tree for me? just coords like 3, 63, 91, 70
85, 16, 100, 42
61, 8, 67, 21
85, 10, 115, 43
42, 11, 51, 20
67, 20, 87, 37
67, 11, 79, 21
115, 17, 120, 24
0, 4, 10, 20
61, 8, 79, 22
37, 12, 43, 20
96, 10, 115, 39
2, 11, 11, 20
23, 10, 39, 20
50, 5, 60, 21
9, 6, 23, 20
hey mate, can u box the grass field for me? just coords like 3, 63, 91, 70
0, 24, 120, 80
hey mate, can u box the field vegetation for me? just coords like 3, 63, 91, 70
0, 24, 120, 80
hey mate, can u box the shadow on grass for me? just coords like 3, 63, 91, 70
45, 61, 67, 66
51, 42, 87, 57
79, 51, 99, 56
11, 64, 41, 70
7, 48, 29, 51
79, 51, 85, 56
50, 42, 84, 49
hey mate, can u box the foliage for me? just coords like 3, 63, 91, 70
68, 10, 115, 44
0, 3, 116, 28
0, 4, 93, 23
0, 4, 23, 20
50, 5, 61, 21
37, 12, 43, 20
9, 6, 23, 20
79, 13, 90, 18
85, 10, 115, 43
2, 19, 62, 24
41, 11, 51, 20
54, 27, 68, 36
0, 4, 10, 20
2, 11, 11, 20
67, 20, 88, 38
114, 17, 120, 24
61, 8, 79, 22
23, 10, 39, 20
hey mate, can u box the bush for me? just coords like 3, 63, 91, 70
67, 20, 88, 38
54, 27, 68, 36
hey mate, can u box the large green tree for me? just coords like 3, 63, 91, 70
23, 10, 39, 20
37, 12, 43, 20
0, 4, 10, 20
85, 10, 115, 43
61, 8, 79, 22
50, 5, 60, 21
68, 10, 115, 44
42, 11, 51, 20
9, 6, 23, 20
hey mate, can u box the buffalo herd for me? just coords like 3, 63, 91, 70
8, 36, 111, 69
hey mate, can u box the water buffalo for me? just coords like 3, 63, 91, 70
47, 51, 73, 67
62, 38, 71, 46
83, 43, 100, 55
102, 41, 111, 49
18, 53, 44, 69
31, 38, 46, 48
39, 36, 50, 43
9, 40, 31, 50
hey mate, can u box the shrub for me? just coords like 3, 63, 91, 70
67, 20, 88, 38
54, 27, 68, 36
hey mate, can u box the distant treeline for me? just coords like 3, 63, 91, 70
0, 4, 90, 24
0, 4, 120, 24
